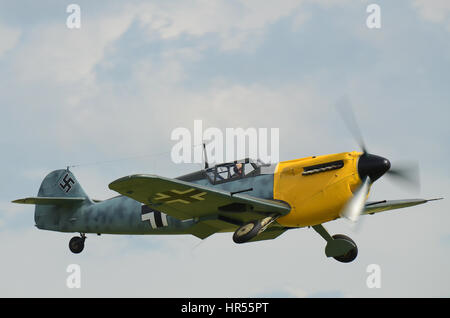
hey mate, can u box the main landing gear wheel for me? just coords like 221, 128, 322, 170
331, 234, 358, 263
69, 234, 86, 254
232, 217, 275, 244
233, 220, 263, 244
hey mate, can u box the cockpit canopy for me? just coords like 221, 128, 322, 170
205, 158, 262, 184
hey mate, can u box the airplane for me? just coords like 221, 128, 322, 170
12, 117, 443, 263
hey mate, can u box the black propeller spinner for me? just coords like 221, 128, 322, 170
358, 153, 391, 183
337, 97, 419, 190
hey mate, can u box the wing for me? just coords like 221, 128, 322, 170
108, 174, 290, 224
363, 198, 443, 215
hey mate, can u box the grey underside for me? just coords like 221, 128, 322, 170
34, 168, 287, 241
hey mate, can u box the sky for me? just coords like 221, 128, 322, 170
0, 0, 449, 297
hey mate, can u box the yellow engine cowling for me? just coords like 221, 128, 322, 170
274, 151, 363, 227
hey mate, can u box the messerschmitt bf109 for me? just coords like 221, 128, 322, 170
13, 110, 442, 263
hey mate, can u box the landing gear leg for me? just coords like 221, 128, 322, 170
69, 233, 86, 254
312, 224, 358, 263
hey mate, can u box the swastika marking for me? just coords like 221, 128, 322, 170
59, 174, 75, 193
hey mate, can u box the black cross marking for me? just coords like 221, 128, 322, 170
59, 174, 75, 193
141, 205, 168, 228
153, 188, 206, 204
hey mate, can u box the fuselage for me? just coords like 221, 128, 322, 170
35, 151, 365, 235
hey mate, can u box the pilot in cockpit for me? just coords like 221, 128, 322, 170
233, 163, 243, 177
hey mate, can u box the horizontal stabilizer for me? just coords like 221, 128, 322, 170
12, 197, 86, 205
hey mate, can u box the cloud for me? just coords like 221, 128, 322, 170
2, 0, 324, 159
12, 10, 134, 84
0, 23, 20, 58
135, 0, 306, 51
413, 0, 450, 29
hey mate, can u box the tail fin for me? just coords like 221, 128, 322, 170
13, 169, 92, 231
37, 169, 90, 199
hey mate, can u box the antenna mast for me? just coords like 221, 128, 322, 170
203, 143, 209, 169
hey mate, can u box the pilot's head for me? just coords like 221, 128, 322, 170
234, 163, 243, 175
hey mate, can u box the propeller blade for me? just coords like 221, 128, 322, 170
386, 161, 421, 191
340, 176, 371, 223
336, 96, 368, 154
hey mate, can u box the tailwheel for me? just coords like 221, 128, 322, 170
331, 234, 358, 263
69, 234, 86, 254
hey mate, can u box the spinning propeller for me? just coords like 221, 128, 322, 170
337, 99, 421, 223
